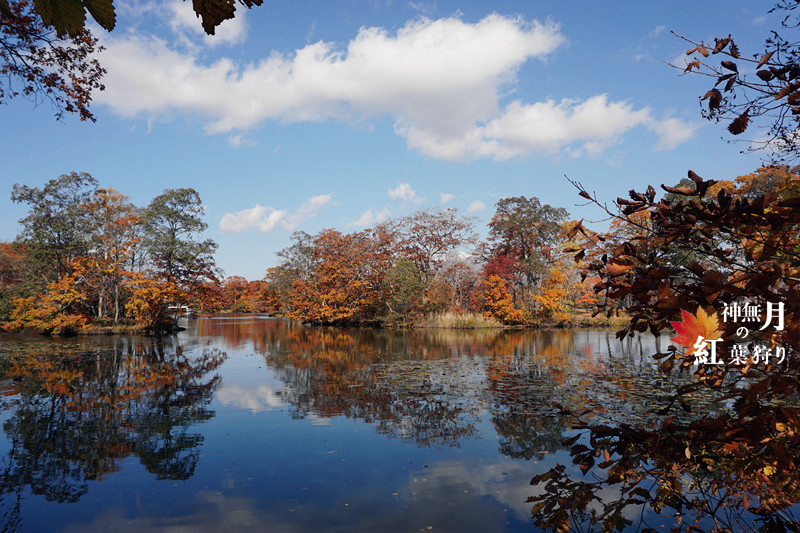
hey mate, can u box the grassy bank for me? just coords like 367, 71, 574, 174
416, 311, 505, 329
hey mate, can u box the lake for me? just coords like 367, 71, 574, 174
0, 315, 718, 532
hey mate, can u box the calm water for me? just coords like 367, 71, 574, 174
0, 316, 709, 532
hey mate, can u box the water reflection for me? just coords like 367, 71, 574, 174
0, 318, 732, 532
0, 339, 226, 531
194, 318, 720, 451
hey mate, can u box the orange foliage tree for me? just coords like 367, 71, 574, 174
532, 266, 572, 323
480, 275, 523, 325
287, 229, 382, 324
84, 188, 141, 321
4, 262, 91, 334
124, 273, 185, 331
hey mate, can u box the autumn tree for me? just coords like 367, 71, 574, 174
124, 273, 185, 331
286, 229, 380, 324
226, 279, 271, 313
0, 241, 24, 319
531, 266, 572, 323
480, 275, 523, 325
532, 172, 800, 531
84, 188, 141, 321
485, 196, 569, 316
5, 259, 92, 334
390, 208, 476, 285
727, 164, 800, 199
429, 259, 480, 312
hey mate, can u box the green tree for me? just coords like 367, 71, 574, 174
142, 188, 219, 290
385, 258, 424, 326
10, 171, 98, 288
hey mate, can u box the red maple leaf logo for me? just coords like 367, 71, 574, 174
670, 307, 722, 349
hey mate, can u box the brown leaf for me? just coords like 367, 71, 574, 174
758, 51, 775, 68
606, 261, 633, 277
684, 60, 701, 73
775, 82, 800, 100
698, 45, 709, 57
566, 220, 583, 240
713, 37, 730, 54
715, 73, 736, 87
757, 69, 773, 82
776, 197, 800, 208
721, 60, 738, 72
703, 89, 722, 111
685, 47, 698, 55
661, 185, 694, 195
579, 190, 592, 201
728, 110, 749, 135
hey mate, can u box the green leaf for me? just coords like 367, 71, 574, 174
33, 0, 86, 37
83, 0, 116, 31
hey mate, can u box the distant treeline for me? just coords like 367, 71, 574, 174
2, 166, 796, 333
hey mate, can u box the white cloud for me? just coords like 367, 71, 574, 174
348, 207, 391, 227
648, 117, 701, 151
440, 193, 455, 203
295, 194, 334, 219
649, 25, 666, 38
400, 96, 699, 160
219, 205, 289, 233
96, 13, 695, 160
467, 200, 485, 212
219, 194, 332, 234
408, 1, 437, 15
227, 134, 255, 147
217, 383, 285, 412
388, 182, 419, 202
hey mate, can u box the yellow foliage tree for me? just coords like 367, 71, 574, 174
532, 267, 571, 323
124, 273, 185, 331
4, 270, 90, 334
481, 275, 523, 325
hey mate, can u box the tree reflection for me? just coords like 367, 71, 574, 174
0, 341, 226, 530
263, 327, 482, 447
233, 321, 720, 458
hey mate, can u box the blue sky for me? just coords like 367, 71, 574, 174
1, 0, 776, 279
